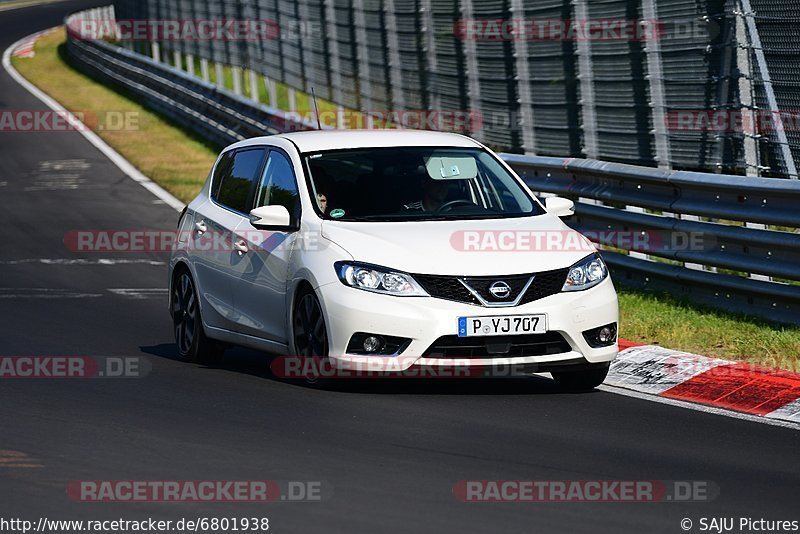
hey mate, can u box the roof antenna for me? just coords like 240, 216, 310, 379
311, 87, 322, 130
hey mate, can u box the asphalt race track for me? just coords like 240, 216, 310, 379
0, 2, 798, 533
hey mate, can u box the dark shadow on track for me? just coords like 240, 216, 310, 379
139, 342, 593, 396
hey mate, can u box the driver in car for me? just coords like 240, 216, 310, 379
403, 177, 450, 211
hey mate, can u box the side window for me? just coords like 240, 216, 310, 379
213, 148, 266, 213
254, 150, 300, 221
210, 151, 233, 199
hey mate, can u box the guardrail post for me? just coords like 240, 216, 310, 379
573, 0, 599, 159
231, 66, 243, 95
264, 76, 278, 108
735, 7, 760, 177
460, 0, 483, 139
185, 53, 194, 76
294, 0, 310, 93
200, 58, 210, 83
352, 0, 372, 125
215, 63, 224, 89
150, 41, 160, 63
249, 70, 259, 103
383, 0, 405, 113
739, 0, 798, 179
419, 0, 440, 114
510, 0, 535, 154
641, 0, 671, 170
323, 0, 344, 107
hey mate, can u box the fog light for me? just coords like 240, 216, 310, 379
598, 327, 614, 344
363, 336, 383, 353
346, 332, 412, 355
582, 323, 617, 348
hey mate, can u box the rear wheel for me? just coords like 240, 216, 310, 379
552, 363, 610, 392
171, 269, 224, 364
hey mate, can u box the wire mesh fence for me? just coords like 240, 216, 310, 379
109, 0, 800, 178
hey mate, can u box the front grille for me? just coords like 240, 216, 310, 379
414, 268, 569, 306
519, 268, 570, 304
413, 274, 480, 305
422, 332, 572, 359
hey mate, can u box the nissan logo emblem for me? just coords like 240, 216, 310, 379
489, 281, 512, 299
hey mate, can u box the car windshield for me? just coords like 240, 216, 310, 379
304, 147, 545, 221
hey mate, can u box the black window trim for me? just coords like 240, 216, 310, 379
209, 146, 270, 217
209, 150, 233, 201
250, 145, 303, 230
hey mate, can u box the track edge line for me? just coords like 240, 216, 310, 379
2, 27, 186, 213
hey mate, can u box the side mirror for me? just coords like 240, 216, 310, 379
249, 205, 292, 229
544, 196, 575, 218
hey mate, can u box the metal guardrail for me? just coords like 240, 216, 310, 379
64, 13, 312, 147
504, 154, 800, 324
63, 9, 800, 325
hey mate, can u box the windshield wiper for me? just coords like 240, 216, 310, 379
326, 214, 449, 222
327, 215, 398, 221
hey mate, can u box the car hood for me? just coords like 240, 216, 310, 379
321, 215, 596, 276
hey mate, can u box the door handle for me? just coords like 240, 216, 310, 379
233, 239, 249, 254
194, 220, 207, 235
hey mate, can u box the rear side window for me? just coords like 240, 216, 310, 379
212, 148, 267, 213
210, 151, 233, 195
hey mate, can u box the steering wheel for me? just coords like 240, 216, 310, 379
436, 199, 476, 213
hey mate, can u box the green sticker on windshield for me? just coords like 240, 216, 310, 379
330, 209, 345, 219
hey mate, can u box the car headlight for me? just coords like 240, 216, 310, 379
335, 262, 429, 297
562, 253, 608, 292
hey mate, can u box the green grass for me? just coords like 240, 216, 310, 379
13, 28, 800, 371
619, 291, 800, 371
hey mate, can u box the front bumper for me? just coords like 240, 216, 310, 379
316, 276, 618, 372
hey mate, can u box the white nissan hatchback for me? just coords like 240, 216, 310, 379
169, 130, 618, 389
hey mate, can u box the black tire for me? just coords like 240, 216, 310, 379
292, 286, 329, 358
171, 269, 225, 365
552, 363, 610, 392
290, 286, 330, 385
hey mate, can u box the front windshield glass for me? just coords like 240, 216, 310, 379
304, 147, 545, 221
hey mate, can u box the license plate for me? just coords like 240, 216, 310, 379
457, 314, 547, 337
